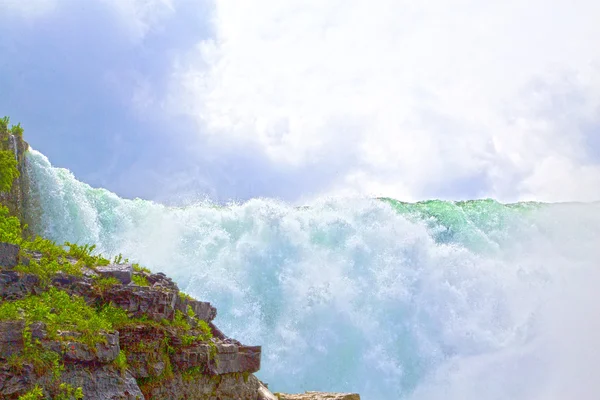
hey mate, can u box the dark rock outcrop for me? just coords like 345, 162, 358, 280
96, 264, 133, 284
0, 363, 35, 396
0, 271, 40, 300
0, 243, 19, 269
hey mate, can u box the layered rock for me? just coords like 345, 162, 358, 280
0, 242, 270, 399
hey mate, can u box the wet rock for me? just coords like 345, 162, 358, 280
276, 393, 361, 400
0, 321, 25, 359
258, 382, 279, 400
95, 264, 133, 285
0, 243, 19, 269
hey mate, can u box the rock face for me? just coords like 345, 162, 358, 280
41, 365, 144, 400
0, 133, 30, 229
276, 393, 361, 400
0, 243, 19, 269
0, 242, 276, 400
142, 371, 265, 400
0, 231, 361, 399
95, 263, 133, 284
0, 270, 39, 300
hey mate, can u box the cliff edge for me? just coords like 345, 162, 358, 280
0, 118, 360, 399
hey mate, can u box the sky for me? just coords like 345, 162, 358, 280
1, 0, 599, 205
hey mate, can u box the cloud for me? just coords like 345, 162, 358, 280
172, 0, 600, 202
2, 0, 599, 203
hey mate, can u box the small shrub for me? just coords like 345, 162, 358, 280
94, 276, 121, 292
0, 116, 9, 135
178, 291, 194, 302
132, 263, 151, 274
0, 205, 22, 243
114, 350, 128, 374
0, 149, 19, 192
54, 383, 84, 400
10, 122, 24, 137
132, 274, 150, 287
17, 385, 44, 400
171, 310, 191, 331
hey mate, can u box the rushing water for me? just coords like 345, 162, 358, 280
25, 149, 600, 399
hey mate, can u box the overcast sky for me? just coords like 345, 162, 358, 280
1, 0, 599, 204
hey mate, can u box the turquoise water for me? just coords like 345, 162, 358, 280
26, 149, 600, 399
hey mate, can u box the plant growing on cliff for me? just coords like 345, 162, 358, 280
54, 383, 84, 400
0, 116, 9, 136
132, 274, 150, 286
11, 122, 24, 137
0, 149, 19, 192
17, 385, 44, 400
0, 288, 113, 346
0, 205, 22, 243
114, 350, 129, 375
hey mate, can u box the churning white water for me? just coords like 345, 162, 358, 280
25, 149, 600, 399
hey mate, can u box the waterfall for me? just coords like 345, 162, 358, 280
24, 149, 600, 399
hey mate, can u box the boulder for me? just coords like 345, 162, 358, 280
95, 264, 133, 285
208, 343, 261, 375
0, 243, 19, 269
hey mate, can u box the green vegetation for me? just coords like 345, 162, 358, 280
0, 288, 114, 346
0, 205, 22, 243
0, 116, 10, 135
94, 276, 122, 292
0, 149, 19, 192
132, 274, 150, 286
133, 263, 151, 274
18, 386, 44, 400
114, 350, 129, 375
1, 116, 24, 138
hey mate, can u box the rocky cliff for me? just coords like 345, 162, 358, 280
0, 119, 360, 400
0, 242, 267, 399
